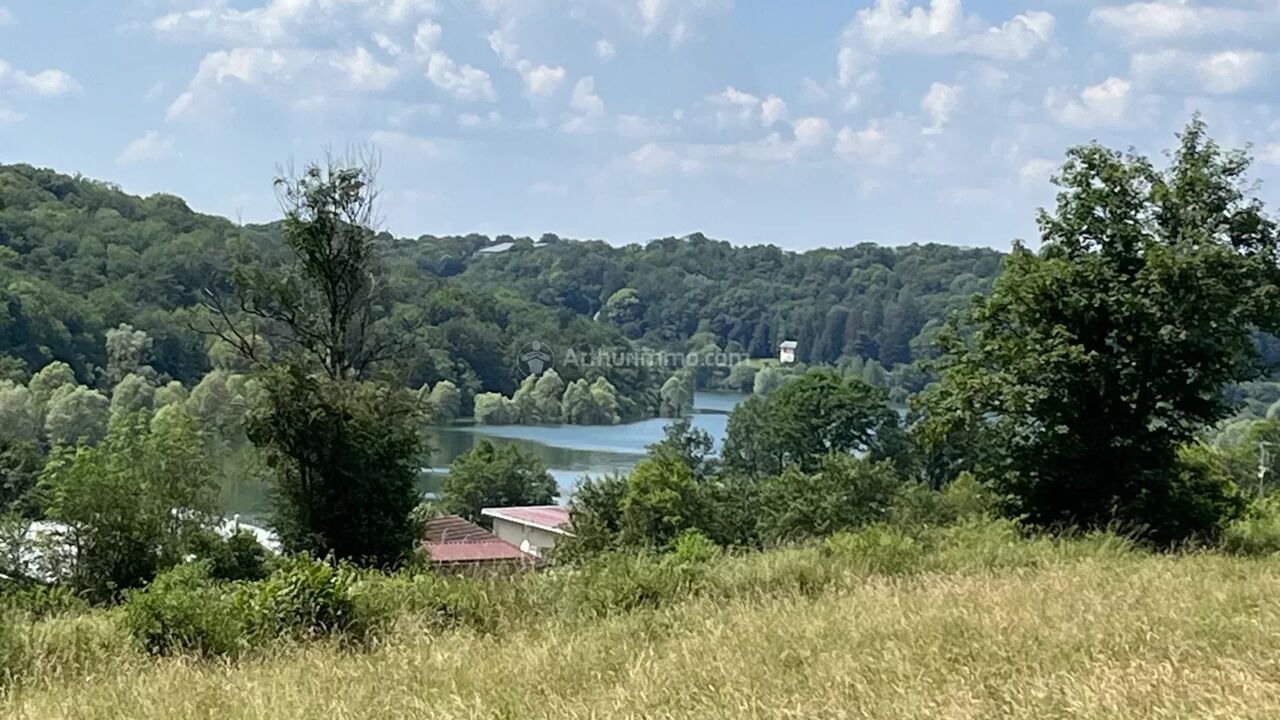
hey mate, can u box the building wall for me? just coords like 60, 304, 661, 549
490, 518, 562, 557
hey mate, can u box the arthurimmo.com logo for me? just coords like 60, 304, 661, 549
516, 340, 554, 377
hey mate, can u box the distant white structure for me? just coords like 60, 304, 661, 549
779, 340, 798, 364
481, 506, 572, 558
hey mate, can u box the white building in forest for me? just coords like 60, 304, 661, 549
779, 340, 798, 364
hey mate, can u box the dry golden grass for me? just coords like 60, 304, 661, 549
8, 551, 1280, 719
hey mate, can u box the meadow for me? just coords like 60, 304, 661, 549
5, 520, 1280, 719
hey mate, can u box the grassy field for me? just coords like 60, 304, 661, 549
6, 527, 1280, 718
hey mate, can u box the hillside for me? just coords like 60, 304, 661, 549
0, 164, 1004, 399
5, 526, 1280, 719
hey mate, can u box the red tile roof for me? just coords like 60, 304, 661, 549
421, 514, 537, 567
423, 514, 495, 543
427, 540, 533, 564
480, 505, 572, 534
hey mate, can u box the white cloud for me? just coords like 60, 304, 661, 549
117, 130, 175, 165
760, 95, 787, 127
0, 59, 80, 97
1045, 77, 1132, 128
414, 20, 443, 54
458, 110, 501, 127
523, 64, 566, 96
0, 60, 79, 97
835, 119, 900, 166
921, 81, 961, 134
1260, 143, 1280, 166
627, 141, 685, 174
1132, 49, 1269, 95
792, 117, 831, 147
426, 51, 497, 102
488, 28, 566, 97
563, 75, 606, 133
1090, 1, 1274, 43
0, 6, 11, 26
369, 129, 446, 157
372, 32, 402, 57
847, 1, 1054, 60
1018, 158, 1056, 187
708, 86, 791, 130
596, 39, 616, 60
632, 0, 731, 45
331, 46, 399, 91
152, 0, 438, 45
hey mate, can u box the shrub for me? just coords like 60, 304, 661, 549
1222, 495, 1280, 556
823, 525, 926, 575
0, 584, 89, 621
207, 530, 270, 582
123, 563, 243, 658
891, 472, 998, 529
668, 529, 721, 565
237, 555, 377, 644
562, 552, 703, 619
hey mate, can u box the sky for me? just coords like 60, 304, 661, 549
2, 1, 1280, 251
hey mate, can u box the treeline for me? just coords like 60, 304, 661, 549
400, 232, 1004, 369
0, 165, 656, 416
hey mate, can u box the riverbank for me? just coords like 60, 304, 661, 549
6, 523, 1280, 718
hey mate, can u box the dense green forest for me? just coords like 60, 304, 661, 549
0, 163, 1007, 413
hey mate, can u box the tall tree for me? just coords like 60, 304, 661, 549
917, 118, 1278, 543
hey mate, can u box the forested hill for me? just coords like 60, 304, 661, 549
0, 162, 1004, 397
387, 233, 1004, 367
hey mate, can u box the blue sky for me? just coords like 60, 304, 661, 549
2, 1, 1279, 250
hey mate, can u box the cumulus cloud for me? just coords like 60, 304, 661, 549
1045, 77, 1132, 128
562, 75, 606, 133
921, 81, 961, 134
1090, 1, 1274, 43
369, 129, 447, 157
1260, 143, 1280, 166
835, 119, 900, 166
152, 0, 438, 45
488, 28, 566, 97
708, 86, 790, 130
792, 117, 831, 147
634, 0, 731, 45
596, 39, 616, 60
1131, 49, 1270, 95
845, 1, 1055, 61
426, 51, 497, 102
331, 46, 399, 91
117, 130, 175, 165
0, 60, 80, 97
1018, 158, 1057, 187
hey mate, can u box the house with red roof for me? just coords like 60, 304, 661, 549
422, 514, 538, 571
481, 505, 573, 558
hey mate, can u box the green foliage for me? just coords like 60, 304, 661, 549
424, 380, 461, 424
236, 555, 373, 644
43, 386, 109, 447
890, 471, 997, 528
247, 366, 424, 567
669, 529, 721, 565
917, 118, 1277, 545
439, 440, 557, 523
659, 370, 694, 417
474, 392, 517, 425
1222, 495, 1280, 556
724, 368, 902, 478
123, 562, 243, 658
39, 409, 216, 600
619, 449, 707, 548
758, 455, 903, 543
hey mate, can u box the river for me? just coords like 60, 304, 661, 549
220, 391, 747, 523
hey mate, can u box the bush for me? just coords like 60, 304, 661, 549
237, 555, 377, 644
561, 552, 704, 619
123, 563, 244, 658
1222, 495, 1280, 556
668, 529, 720, 565
207, 530, 270, 582
823, 525, 926, 575
891, 472, 998, 529
0, 584, 89, 621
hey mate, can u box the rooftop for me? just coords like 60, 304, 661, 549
481, 505, 573, 535
422, 514, 538, 567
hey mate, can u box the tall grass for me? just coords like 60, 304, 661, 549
6, 520, 1280, 718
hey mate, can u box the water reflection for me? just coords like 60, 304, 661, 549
222, 391, 746, 524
